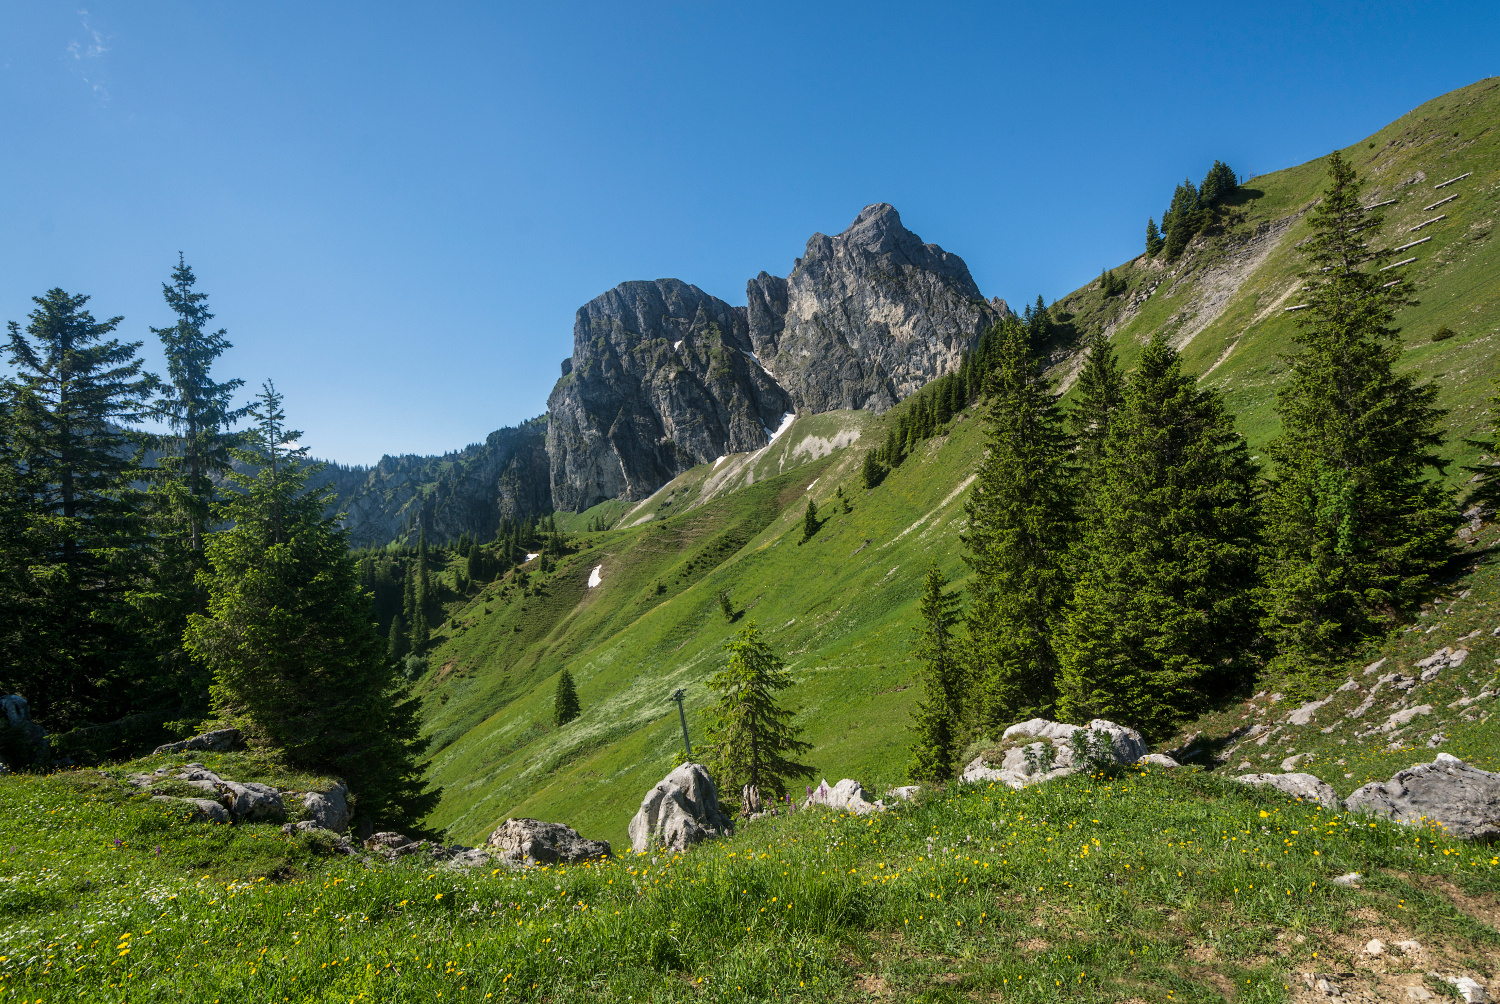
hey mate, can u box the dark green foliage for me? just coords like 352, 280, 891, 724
1199, 160, 1239, 207
800, 498, 819, 543
388, 614, 408, 663
1099, 268, 1126, 297
1431, 325, 1456, 342
1145, 217, 1164, 257
1023, 295, 1054, 348
861, 448, 886, 489
184, 383, 434, 828
1056, 334, 1262, 738
702, 623, 815, 800
963, 319, 1075, 728
2, 288, 155, 729
1162, 179, 1202, 260
1261, 151, 1459, 677
1068, 333, 1126, 485
553, 668, 580, 726
718, 589, 734, 622
907, 563, 964, 783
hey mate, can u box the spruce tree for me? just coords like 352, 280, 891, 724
1199, 160, 1238, 207
3, 289, 155, 728
907, 562, 964, 783
1056, 334, 1261, 738
1261, 151, 1458, 675
1068, 333, 1126, 487
184, 382, 434, 828
1163, 180, 1201, 260
800, 498, 819, 543
963, 319, 1075, 729
702, 623, 815, 800
1145, 217, 1164, 257
388, 614, 408, 663
553, 668, 581, 726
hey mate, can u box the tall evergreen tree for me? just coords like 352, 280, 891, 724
907, 563, 964, 783
800, 498, 819, 543
1162, 180, 1201, 260
1145, 217, 1164, 257
702, 623, 815, 801
388, 613, 408, 663
963, 319, 1075, 729
1261, 151, 1458, 675
1068, 333, 1126, 486
1199, 160, 1239, 207
2, 289, 155, 728
1056, 334, 1261, 738
184, 382, 434, 828
553, 668, 581, 726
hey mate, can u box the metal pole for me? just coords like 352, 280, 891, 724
671, 688, 691, 759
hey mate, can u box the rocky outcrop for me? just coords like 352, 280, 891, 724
963, 719, 1148, 789
1234, 772, 1339, 809
127, 763, 353, 829
300, 782, 352, 833
804, 778, 882, 815
745, 204, 1000, 414
153, 728, 242, 755
486, 818, 611, 865
546, 280, 793, 509
628, 762, 734, 853
325, 417, 550, 548
1344, 753, 1500, 840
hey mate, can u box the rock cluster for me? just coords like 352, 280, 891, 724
628, 763, 735, 853
486, 818, 611, 866
129, 763, 287, 825
804, 778, 883, 815
963, 719, 1148, 789
1233, 772, 1340, 808
153, 728, 243, 755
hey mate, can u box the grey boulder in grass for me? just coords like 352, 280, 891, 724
628, 763, 734, 853
963, 719, 1148, 789
153, 728, 243, 755
486, 818, 612, 866
1344, 753, 1500, 840
1233, 772, 1340, 809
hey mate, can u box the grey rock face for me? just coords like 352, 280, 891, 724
1344, 753, 1500, 839
629, 762, 734, 853
325, 417, 551, 548
963, 718, 1148, 788
150, 795, 231, 824
1233, 772, 1339, 809
218, 781, 285, 823
546, 280, 793, 509
486, 817, 611, 865
153, 728, 242, 755
746, 204, 1000, 414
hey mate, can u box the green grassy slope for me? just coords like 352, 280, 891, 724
1051, 77, 1500, 474
411, 78, 1500, 853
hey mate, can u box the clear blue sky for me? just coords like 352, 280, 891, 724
2, 3, 1495, 464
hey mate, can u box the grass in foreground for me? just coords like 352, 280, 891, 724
5, 761, 1498, 1002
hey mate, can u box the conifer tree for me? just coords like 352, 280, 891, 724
861, 449, 885, 489
1145, 217, 1164, 257
1056, 334, 1261, 737
1163, 180, 1201, 260
800, 498, 819, 543
703, 623, 815, 800
553, 668, 581, 726
1199, 160, 1238, 207
963, 319, 1075, 728
184, 382, 434, 827
1463, 381, 1500, 514
1261, 151, 1458, 675
1068, 333, 1126, 487
3, 289, 155, 727
388, 614, 408, 663
907, 563, 964, 783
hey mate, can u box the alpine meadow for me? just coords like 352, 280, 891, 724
4, 72, 1500, 1004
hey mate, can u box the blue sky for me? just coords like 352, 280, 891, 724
2, 2, 1495, 464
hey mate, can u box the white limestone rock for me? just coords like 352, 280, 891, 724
1344, 754, 1500, 840
1233, 772, 1340, 809
628, 763, 734, 854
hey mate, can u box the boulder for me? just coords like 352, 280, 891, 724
628, 763, 734, 854
1139, 754, 1180, 768
963, 719, 1148, 789
1234, 772, 1339, 809
1, 694, 49, 768
300, 783, 351, 833
365, 831, 424, 857
1343, 753, 1500, 840
152, 728, 243, 756
486, 818, 611, 866
151, 794, 229, 824
281, 820, 359, 854
217, 781, 285, 823
805, 778, 882, 814
886, 785, 921, 802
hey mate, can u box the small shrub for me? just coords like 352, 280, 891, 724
1431, 326, 1456, 342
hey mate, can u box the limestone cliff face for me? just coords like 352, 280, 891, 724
326, 418, 549, 548
545, 279, 792, 509
745, 204, 999, 414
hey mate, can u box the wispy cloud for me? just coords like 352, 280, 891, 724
66, 9, 110, 101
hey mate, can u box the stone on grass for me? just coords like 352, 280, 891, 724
486, 818, 611, 866
1344, 753, 1500, 840
151, 794, 229, 824
964, 719, 1148, 789
1139, 754, 1180, 768
1365, 938, 1386, 956
153, 728, 243, 755
1233, 772, 1339, 809
805, 778, 882, 814
218, 781, 285, 823
886, 785, 920, 801
300, 783, 351, 833
1280, 753, 1310, 771
1330, 872, 1362, 887
365, 832, 423, 857
628, 763, 733, 854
